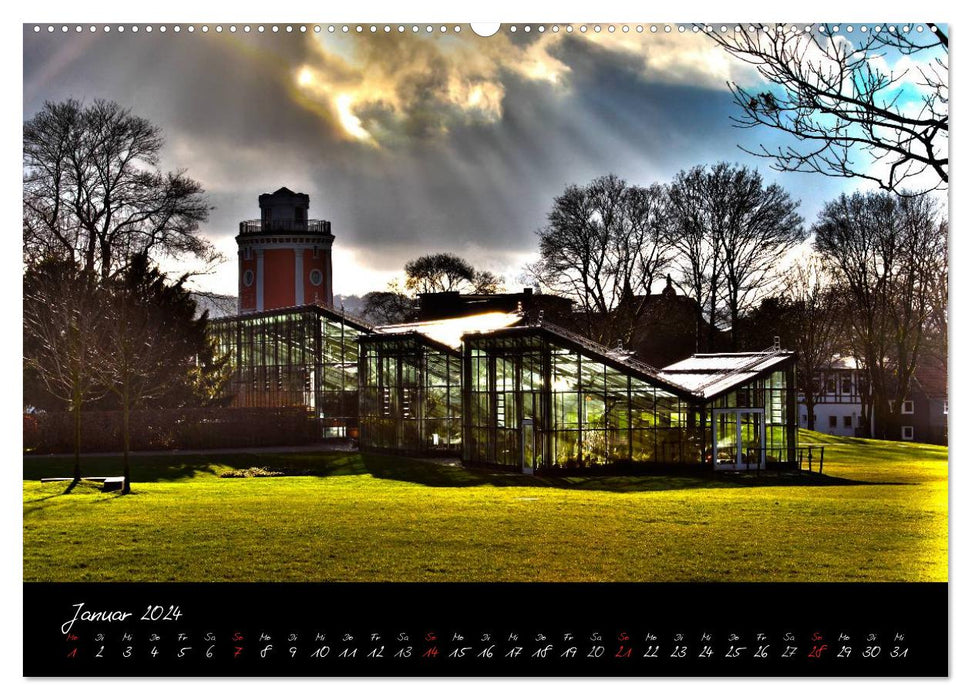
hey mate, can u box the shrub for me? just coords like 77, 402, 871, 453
25, 407, 321, 454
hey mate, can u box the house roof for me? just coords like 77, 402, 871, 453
658, 351, 795, 400
821, 355, 863, 371
913, 361, 948, 398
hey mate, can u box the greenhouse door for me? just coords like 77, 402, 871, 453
712, 409, 765, 471
521, 418, 536, 475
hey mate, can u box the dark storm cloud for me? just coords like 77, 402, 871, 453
22, 26, 850, 294
305, 33, 836, 265
25, 29, 327, 146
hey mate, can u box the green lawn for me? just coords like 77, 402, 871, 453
22, 430, 947, 582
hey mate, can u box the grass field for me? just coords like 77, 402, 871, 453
22, 430, 947, 582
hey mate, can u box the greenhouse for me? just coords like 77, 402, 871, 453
209, 304, 371, 438
358, 312, 522, 455
463, 324, 797, 473
208, 304, 797, 472
658, 352, 798, 471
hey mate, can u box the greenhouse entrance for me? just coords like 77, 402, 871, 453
713, 408, 766, 471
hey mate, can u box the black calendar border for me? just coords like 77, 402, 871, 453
22, 581, 948, 677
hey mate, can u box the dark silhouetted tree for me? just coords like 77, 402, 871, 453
362, 290, 416, 325
706, 24, 947, 195
922, 219, 948, 374
23, 260, 108, 481
813, 190, 947, 439
23, 99, 216, 282
404, 253, 476, 294
666, 162, 804, 350
530, 174, 671, 345
471, 270, 506, 294
785, 256, 844, 431
97, 254, 226, 493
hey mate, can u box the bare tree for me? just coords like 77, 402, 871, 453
706, 24, 948, 195
97, 254, 215, 493
666, 163, 804, 350
666, 167, 723, 352
923, 219, 948, 373
404, 253, 476, 294
362, 290, 416, 325
471, 270, 506, 294
530, 175, 671, 345
717, 169, 805, 347
403, 251, 508, 303
23, 99, 217, 282
814, 190, 946, 439
784, 256, 843, 431
529, 181, 603, 335
23, 261, 107, 481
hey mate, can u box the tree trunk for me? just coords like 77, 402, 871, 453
859, 398, 873, 438
806, 396, 816, 431
122, 391, 131, 494
72, 395, 82, 483
694, 304, 705, 354
729, 300, 739, 352
100, 240, 112, 284
872, 394, 894, 440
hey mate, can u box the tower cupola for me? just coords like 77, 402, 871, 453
237, 187, 334, 313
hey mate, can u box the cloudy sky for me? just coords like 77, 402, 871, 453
22, 23, 935, 297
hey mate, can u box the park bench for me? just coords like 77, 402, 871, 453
39, 476, 127, 492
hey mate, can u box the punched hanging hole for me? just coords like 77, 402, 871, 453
470, 23, 501, 37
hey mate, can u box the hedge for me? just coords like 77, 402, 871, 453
24, 407, 321, 454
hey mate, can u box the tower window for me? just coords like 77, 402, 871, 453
310, 269, 323, 286
313, 246, 319, 259
244, 247, 252, 261
243, 269, 255, 288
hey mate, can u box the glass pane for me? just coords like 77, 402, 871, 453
522, 420, 534, 470
740, 412, 762, 468
715, 412, 737, 466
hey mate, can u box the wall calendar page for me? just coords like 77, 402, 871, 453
21, 13, 950, 683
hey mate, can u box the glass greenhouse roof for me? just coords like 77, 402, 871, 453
376, 311, 524, 350
658, 351, 796, 399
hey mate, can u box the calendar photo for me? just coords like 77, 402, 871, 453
21, 20, 949, 676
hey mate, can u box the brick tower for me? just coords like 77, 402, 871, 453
236, 187, 334, 313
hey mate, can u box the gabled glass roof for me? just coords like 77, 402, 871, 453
658, 351, 795, 399
209, 302, 373, 332
376, 311, 524, 350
